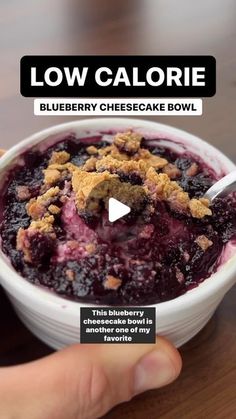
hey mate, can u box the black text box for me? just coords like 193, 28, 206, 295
80, 307, 156, 344
21, 55, 216, 98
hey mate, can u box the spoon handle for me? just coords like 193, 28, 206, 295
204, 170, 236, 202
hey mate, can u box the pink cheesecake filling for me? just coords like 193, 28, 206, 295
55, 197, 97, 263
61, 197, 97, 243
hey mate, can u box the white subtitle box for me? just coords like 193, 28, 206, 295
34, 98, 202, 116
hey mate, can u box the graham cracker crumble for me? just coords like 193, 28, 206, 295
26, 186, 60, 219
97, 151, 167, 174
108, 146, 130, 161
162, 163, 181, 179
43, 168, 61, 185
49, 151, 70, 165
72, 170, 118, 212
86, 145, 98, 155
85, 243, 96, 254
144, 168, 211, 217
134, 148, 167, 169
48, 204, 61, 215
145, 169, 189, 206
26, 200, 45, 220
113, 131, 142, 155
103, 275, 122, 290
186, 162, 198, 177
72, 169, 146, 214
45, 162, 78, 174
189, 198, 212, 219
98, 145, 113, 157
96, 155, 148, 178
16, 185, 31, 201
29, 214, 55, 233
82, 156, 98, 172
195, 235, 213, 251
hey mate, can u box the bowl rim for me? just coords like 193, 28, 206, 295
0, 117, 236, 316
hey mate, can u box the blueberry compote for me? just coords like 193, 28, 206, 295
1, 131, 236, 305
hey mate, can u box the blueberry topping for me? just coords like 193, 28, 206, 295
0, 133, 235, 306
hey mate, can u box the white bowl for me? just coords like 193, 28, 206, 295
0, 118, 235, 349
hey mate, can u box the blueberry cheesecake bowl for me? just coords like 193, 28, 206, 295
0, 119, 235, 349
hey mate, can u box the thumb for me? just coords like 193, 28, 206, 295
0, 337, 182, 419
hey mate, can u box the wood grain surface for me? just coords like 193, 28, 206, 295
0, 1, 235, 418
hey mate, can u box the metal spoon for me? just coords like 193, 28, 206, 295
204, 170, 236, 202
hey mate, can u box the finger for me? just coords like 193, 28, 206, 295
0, 337, 182, 419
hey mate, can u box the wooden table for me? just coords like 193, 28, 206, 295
0, 1, 235, 417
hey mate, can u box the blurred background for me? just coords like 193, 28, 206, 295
0, 0, 236, 159
0, 1, 236, 418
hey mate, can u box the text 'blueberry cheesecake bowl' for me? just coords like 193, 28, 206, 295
1, 128, 236, 309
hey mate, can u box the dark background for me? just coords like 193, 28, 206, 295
0, 1, 236, 418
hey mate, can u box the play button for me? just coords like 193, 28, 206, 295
108, 198, 131, 222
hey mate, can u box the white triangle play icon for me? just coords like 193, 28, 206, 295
108, 198, 131, 222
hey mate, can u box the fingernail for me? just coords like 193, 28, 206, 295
133, 350, 177, 394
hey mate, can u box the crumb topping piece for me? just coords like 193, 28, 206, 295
134, 148, 167, 169
98, 145, 113, 157
30, 214, 55, 233
189, 198, 212, 219
43, 168, 61, 185
26, 187, 60, 219
86, 145, 98, 155
145, 169, 189, 212
72, 169, 146, 214
96, 155, 148, 178
114, 131, 142, 155
26, 201, 45, 220
46, 162, 78, 173
85, 243, 96, 254
162, 163, 181, 179
186, 162, 198, 177
103, 275, 122, 290
145, 168, 211, 218
72, 170, 118, 212
49, 151, 70, 165
48, 204, 61, 215
108, 145, 130, 161
82, 156, 98, 172
195, 235, 213, 251
95, 152, 167, 179
16, 185, 31, 201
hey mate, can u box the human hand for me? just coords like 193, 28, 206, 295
0, 337, 181, 419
